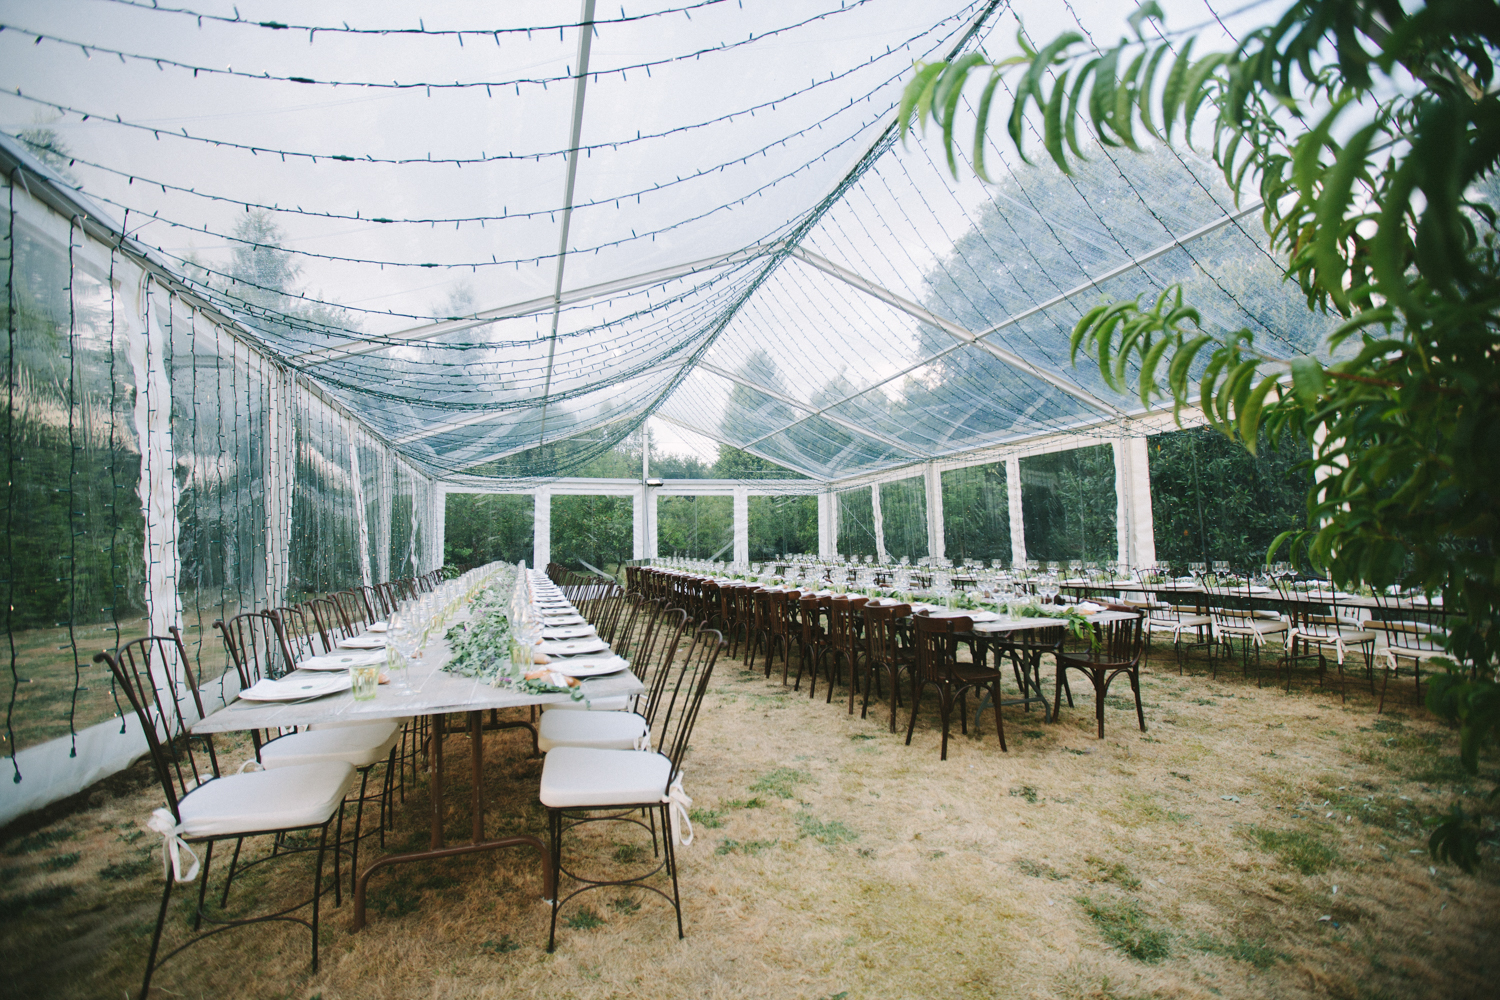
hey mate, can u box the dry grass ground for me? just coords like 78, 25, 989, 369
4, 638, 1498, 1000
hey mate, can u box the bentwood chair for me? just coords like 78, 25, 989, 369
793, 593, 830, 694
1053, 609, 1147, 739
906, 613, 1007, 760
825, 596, 869, 706
97, 628, 354, 1000
862, 602, 913, 730
540, 629, 725, 950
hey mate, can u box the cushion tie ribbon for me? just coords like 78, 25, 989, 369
147, 807, 200, 883
663, 771, 693, 846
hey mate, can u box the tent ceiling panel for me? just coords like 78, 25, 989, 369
2, 0, 1319, 484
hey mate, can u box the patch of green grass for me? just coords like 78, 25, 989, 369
796, 811, 858, 845
1022, 729, 1045, 739
564, 906, 605, 930
1192, 698, 1217, 706
40, 852, 80, 872
721, 797, 765, 810
99, 855, 156, 881
612, 844, 644, 864
1190, 933, 1286, 969
369, 881, 422, 918
1015, 858, 1069, 881
849, 733, 877, 741
0, 885, 77, 922
1065, 748, 1089, 756
481, 935, 520, 954
1087, 857, 1141, 890
714, 838, 778, 856
1009, 785, 1039, 803
1169, 771, 1191, 781
607, 896, 641, 915
1076, 896, 1171, 963
751, 767, 810, 799
689, 808, 724, 829
1246, 826, 1339, 875
3, 828, 74, 857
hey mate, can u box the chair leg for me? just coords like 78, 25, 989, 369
349, 766, 372, 898
1094, 670, 1107, 739
219, 837, 244, 909
663, 803, 684, 940
140, 868, 175, 1000
905, 678, 925, 746
546, 810, 562, 953
311, 823, 330, 972
991, 681, 1007, 752
193, 840, 215, 929
1130, 667, 1147, 732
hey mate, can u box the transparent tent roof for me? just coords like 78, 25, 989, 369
0, 0, 1332, 484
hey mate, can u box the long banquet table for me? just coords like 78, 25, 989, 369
192, 575, 644, 929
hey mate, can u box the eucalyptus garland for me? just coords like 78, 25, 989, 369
439, 587, 581, 698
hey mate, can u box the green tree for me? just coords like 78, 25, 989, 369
905, 0, 1499, 867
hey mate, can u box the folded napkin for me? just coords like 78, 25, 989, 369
338, 635, 387, 649
298, 650, 385, 671
1071, 601, 1104, 614
366, 621, 389, 633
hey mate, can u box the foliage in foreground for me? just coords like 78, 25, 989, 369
903, 0, 1500, 869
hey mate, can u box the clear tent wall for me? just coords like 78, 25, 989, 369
0, 164, 442, 826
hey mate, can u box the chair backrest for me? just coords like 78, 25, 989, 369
638, 609, 692, 727
1080, 612, 1146, 664
913, 614, 972, 681
276, 604, 328, 660
654, 629, 725, 780
768, 591, 797, 635
828, 596, 869, 650
864, 603, 911, 664
95, 628, 218, 821
216, 610, 295, 686
335, 589, 373, 629
363, 584, 391, 620
798, 595, 823, 643
634, 604, 686, 682
1368, 593, 1449, 654
305, 596, 350, 644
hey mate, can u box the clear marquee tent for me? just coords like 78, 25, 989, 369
0, 0, 1332, 823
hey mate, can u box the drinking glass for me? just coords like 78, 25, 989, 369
351, 664, 379, 701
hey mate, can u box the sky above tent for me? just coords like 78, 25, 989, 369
0, 0, 1320, 483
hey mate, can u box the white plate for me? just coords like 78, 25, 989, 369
298, 650, 385, 671
239, 674, 352, 702
549, 655, 630, 678
540, 637, 610, 656
542, 613, 586, 625
543, 625, 596, 639
338, 635, 387, 649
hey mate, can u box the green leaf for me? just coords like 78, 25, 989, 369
1237, 373, 1280, 454
1137, 43, 1170, 140
1089, 45, 1124, 147
898, 62, 946, 145
1161, 36, 1195, 138
1139, 333, 1175, 409
973, 70, 1004, 182
1044, 71, 1071, 172
1114, 49, 1146, 151
1288, 355, 1323, 407
1312, 120, 1379, 311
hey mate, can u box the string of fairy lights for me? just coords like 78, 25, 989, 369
1, 1, 878, 94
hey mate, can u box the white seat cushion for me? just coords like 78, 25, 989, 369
539, 747, 671, 809
260, 721, 400, 769
541, 695, 631, 713
178, 762, 356, 838
1217, 619, 1287, 635
537, 710, 647, 752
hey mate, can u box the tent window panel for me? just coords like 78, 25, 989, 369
551, 495, 633, 577
1148, 426, 1311, 572
1, 217, 146, 754
657, 495, 732, 561
443, 493, 534, 568
1019, 446, 1116, 566
748, 494, 817, 562
289, 395, 361, 601
941, 463, 1011, 567
836, 488, 876, 559
880, 477, 928, 564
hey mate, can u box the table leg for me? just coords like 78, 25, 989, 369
469, 710, 484, 843
430, 713, 444, 849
